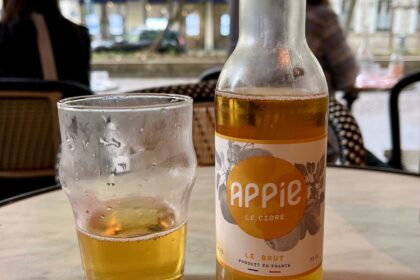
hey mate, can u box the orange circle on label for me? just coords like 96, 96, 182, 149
227, 156, 307, 240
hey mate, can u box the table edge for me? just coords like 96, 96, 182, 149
327, 163, 420, 178
0, 184, 61, 207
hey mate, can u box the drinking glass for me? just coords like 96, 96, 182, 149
57, 94, 196, 280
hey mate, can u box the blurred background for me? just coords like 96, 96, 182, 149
31, 0, 417, 171
0, 0, 417, 73
0, 0, 419, 201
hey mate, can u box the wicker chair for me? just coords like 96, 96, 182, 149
131, 81, 216, 165
0, 79, 92, 200
0, 91, 61, 177
130, 81, 366, 167
328, 98, 365, 166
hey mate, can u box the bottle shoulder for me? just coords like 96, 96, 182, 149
217, 45, 328, 95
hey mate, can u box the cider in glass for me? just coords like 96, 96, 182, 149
77, 198, 185, 280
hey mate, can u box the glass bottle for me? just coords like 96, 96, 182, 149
388, 36, 405, 79
215, 1, 328, 280
356, 31, 375, 72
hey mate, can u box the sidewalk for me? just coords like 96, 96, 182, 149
97, 77, 198, 94
345, 87, 420, 172
91, 54, 420, 78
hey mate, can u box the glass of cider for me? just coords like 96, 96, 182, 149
57, 94, 196, 280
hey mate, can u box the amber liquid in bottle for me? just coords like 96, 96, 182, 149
215, 89, 328, 280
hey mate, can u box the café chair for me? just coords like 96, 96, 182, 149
328, 98, 365, 166
0, 78, 92, 200
388, 70, 420, 170
199, 66, 223, 82
131, 81, 216, 166
129, 81, 366, 167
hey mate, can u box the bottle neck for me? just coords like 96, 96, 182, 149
238, 0, 306, 48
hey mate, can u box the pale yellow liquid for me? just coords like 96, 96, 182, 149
77, 198, 185, 280
215, 89, 328, 280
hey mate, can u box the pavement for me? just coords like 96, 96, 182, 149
97, 77, 198, 94
339, 86, 420, 172
100, 77, 420, 173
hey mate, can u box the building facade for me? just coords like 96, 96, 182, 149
58, 0, 420, 53
59, 0, 229, 51
331, 0, 419, 53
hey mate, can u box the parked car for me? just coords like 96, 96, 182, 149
92, 30, 186, 53
91, 39, 114, 52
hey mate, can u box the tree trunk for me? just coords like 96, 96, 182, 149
148, 0, 186, 53
344, 0, 357, 37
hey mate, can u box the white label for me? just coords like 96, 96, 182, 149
215, 134, 326, 277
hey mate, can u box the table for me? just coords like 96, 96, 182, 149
343, 72, 400, 109
343, 86, 394, 110
1, 167, 419, 280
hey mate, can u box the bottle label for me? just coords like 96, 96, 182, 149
215, 133, 326, 277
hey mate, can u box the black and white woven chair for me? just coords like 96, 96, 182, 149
328, 98, 365, 166
129, 81, 366, 167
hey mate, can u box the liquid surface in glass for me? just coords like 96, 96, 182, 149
77, 198, 185, 280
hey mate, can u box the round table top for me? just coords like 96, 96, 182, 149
1, 167, 419, 280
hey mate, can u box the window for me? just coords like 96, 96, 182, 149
220, 14, 230, 36
354, 0, 378, 33
418, 4, 420, 31
109, 14, 124, 35
186, 14, 200, 36
393, 1, 419, 34
146, 18, 168, 30
377, 0, 392, 31
86, 14, 100, 36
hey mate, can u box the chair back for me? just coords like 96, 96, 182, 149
0, 91, 61, 177
133, 81, 216, 165
0, 79, 92, 178
388, 71, 420, 170
328, 99, 366, 166
131, 81, 366, 167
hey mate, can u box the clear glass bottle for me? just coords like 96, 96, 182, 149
215, 1, 328, 280
388, 36, 405, 79
356, 31, 375, 72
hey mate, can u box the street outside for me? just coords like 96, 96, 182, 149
347, 88, 420, 172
